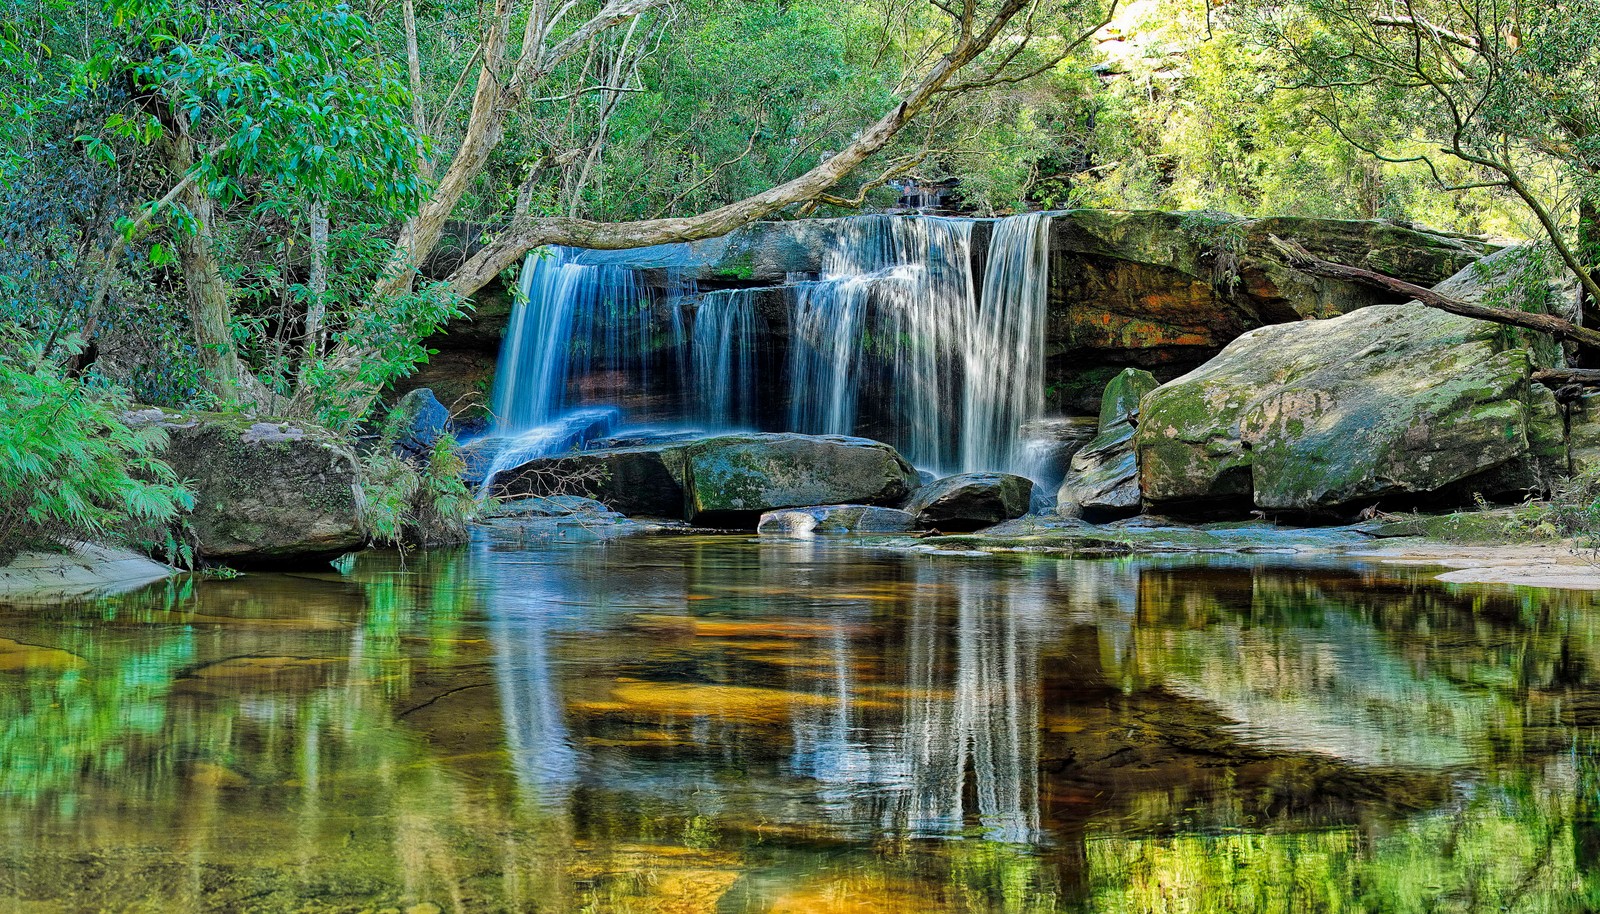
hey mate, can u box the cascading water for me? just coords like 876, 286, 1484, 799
965, 212, 1053, 472
785, 213, 1052, 475
688, 288, 761, 428
787, 216, 977, 471
487, 211, 1053, 481
490, 247, 658, 430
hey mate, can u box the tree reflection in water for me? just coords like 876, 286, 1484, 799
2, 537, 1600, 911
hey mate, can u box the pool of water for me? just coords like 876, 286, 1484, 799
2, 531, 1599, 912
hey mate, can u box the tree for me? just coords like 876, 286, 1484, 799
36, 0, 1115, 425
1262, 0, 1600, 341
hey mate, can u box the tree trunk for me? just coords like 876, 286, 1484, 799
403, 0, 432, 179
1579, 196, 1600, 367
305, 199, 330, 358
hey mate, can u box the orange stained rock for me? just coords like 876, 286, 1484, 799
576, 680, 895, 724
0, 637, 86, 672
766, 877, 952, 914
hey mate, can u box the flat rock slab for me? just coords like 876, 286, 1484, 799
758, 505, 917, 536
0, 543, 174, 602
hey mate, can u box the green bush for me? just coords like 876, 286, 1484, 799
0, 339, 192, 559
359, 417, 479, 549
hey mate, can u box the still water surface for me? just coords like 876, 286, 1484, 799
2, 531, 1600, 912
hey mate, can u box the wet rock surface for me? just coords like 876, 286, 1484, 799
1135, 303, 1562, 514
906, 472, 1033, 531
758, 505, 919, 536
492, 432, 920, 525
1056, 368, 1158, 519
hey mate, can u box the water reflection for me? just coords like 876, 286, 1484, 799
1, 537, 1600, 911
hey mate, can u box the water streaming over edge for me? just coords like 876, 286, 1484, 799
487, 213, 1054, 478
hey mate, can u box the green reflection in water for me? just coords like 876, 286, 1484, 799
0, 536, 1598, 911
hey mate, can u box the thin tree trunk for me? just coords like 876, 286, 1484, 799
305, 199, 330, 358
403, 0, 432, 179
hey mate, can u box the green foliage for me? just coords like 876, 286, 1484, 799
0, 337, 192, 557
1179, 210, 1249, 295
1526, 470, 1600, 550
359, 418, 479, 550
102, 0, 426, 215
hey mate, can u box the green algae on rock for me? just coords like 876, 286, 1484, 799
125, 408, 365, 564
1058, 368, 1160, 519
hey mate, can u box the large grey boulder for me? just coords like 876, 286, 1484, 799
907, 473, 1033, 531
757, 505, 917, 536
498, 432, 919, 524
1135, 301, 1565, 513
685, 433, 919, 522
497, 442, 694, 518
1057, 368, 1160, 519
127, 409, 365, 563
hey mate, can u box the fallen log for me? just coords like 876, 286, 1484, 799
1267, 235, 1600, 351
1532, 368, 1600, 387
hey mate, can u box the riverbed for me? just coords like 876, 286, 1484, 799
1, 531, 1597, 912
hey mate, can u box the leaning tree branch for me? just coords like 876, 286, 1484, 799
1267, 234, 1600, 350
436, 0, 1056, 301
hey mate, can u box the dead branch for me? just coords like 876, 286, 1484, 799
1267, 234, 1600, 350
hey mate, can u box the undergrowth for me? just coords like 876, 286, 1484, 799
359, 411, 480, 549
0, 336, 192, 562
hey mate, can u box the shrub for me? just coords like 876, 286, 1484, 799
0, 338, 192, 559
359, 417, 479, 549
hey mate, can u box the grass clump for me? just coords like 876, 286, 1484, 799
359, 411, 480, 549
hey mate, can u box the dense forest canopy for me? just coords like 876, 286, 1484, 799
2, 0, 1598, 550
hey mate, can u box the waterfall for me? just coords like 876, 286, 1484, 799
490, 248, 659, 431
488, 213, 1053, 479
965, 212, 1053, 472
689, 289, 761, 428
786, 216, 976, 471
785, 213, 1051, 475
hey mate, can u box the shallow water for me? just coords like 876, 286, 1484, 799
2, 533, 1600, 912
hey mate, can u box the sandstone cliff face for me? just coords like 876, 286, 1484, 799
408, 209, 1493, 419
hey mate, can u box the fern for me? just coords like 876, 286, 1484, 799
0, 336, 193, 558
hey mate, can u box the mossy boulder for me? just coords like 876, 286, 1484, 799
127, 409, 364, 564
501, 432, 918, 523
906, 473, 1033, 531
685, 433, 918, 523
1135, 303, 1563, 513
1057, 368, 1160, 519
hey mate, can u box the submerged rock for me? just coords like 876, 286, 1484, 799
1057, 368, 1159, 519
757, 505, 917, 535
1136, 302, 1564, 513
907, 473, 1033, 531
127, 409, 365, 564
